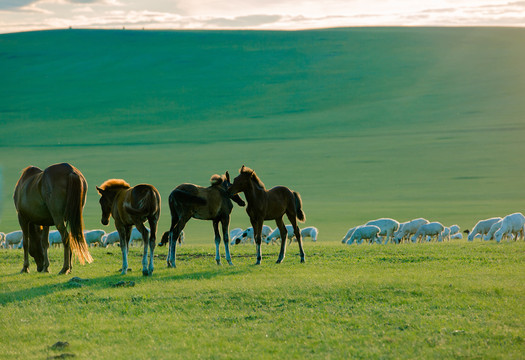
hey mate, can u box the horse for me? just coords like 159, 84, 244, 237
164, 171, 245, 268
228, 165, 306, 264
96, 179, 161, 276
13, 163, 92, 274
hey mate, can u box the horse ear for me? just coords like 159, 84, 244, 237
225, 171, 230, 182
96, 186, 104, 194
240, 165, 245, 173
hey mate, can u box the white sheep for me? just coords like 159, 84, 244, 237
346, 225, 381, 245
266, 225, 295, 244
450, 233, 463, 240
365, 218, 400, 244
236, 225, 273, 244
5, 230, 23, 248
341, 226, 362, 244
411, 222, 445, 243
48, 230, 62, 247
483, 220, 503, 241
393, 218, 429, 243
102, 230, 119, 247
449, 225, 460, 235
441, 227, 451, 242
84, 229, 106, 247
0, 232, 5, 248
300, 227, 318, 242
129, 227, 150, 246
494, 213, 525, 243
467, 217, 502, 241
229, 228, 244, 245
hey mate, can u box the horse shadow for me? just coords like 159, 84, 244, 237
0, 267, 250, 306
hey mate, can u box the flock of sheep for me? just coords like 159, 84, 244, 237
340, 212, 525, 245
1, 212, 523, 249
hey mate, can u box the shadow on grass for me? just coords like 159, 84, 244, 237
0, 267, 250, 306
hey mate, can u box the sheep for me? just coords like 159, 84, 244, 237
494, 213, 525, 243
102, 231, 119, 247
449, 225, 460, 235
346, 225, 381, 245
229, 228, 244, 245
341, 226, 362, 244
239, 225, 273, 244
84, 229, 106, 247
48, 230, 62, 247
483, 220, 503, 241
450, 233, 463, 240
266, 225, 295, 244
393, 218, 429, 243
467, 217, 502, 241
411, 222, 445, 243
4, 230, 23, 249
365, 218, 400, 244
0, 232, 5, 248
300, 227, 318, 242
441, 227, 451, 242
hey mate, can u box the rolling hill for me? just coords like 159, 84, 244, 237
1, 27, 524, 242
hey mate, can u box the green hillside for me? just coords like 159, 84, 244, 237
1, 28, 525, 242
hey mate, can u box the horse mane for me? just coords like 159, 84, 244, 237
210, 174, 225, 186
98, 179, 131, 191
240, 166, 265, 189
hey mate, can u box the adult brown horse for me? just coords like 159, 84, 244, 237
96, 179, 161, 276
228, 165, 306, 265
13, 163, 93, 274
163, 172, 245, 268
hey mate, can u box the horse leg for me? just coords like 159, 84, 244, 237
221, 217, 233, 266
168, 217, 188, 268
275, 218, 288, 264
39, 225, 50, 272
135, 221, 151, 276
213, 220, 222, 265
18, 215, 30, 273
287, 214, 305, 263
117, 225, 131, 275
55, 222, 72, 275
147, 215, 158, 275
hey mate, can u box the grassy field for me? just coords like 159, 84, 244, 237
0, 241, 524, 359
1, 28, 525, 242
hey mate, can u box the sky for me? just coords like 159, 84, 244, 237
0, 0, 524, 34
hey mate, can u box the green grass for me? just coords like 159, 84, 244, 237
1, 28, 525, 241
0, 241, 524, 359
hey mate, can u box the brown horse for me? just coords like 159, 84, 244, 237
13, 163, 92, 274
228, 165, 306, 265
96, 179, 161, 276
164, 172, 245, 268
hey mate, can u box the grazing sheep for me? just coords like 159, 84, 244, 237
129, 227, 150, 247
5, 230, 23, 249
346, 225, 381, 245
467, 217, 502, 241
341, 226, 362, 244
449, 225, 460, 235
393, 218, 429, 243
240, 225, 273, 244
441, 227, 451, 242
102, 231, 119, 247
0, 232, 5, 248
365, 218, 400, 244
300, 227, 318, 242
494, 213, 525, 243
484, 220, 503, 241
266, 225, 295, 244
229, 228, 244, 245
48, 230, 62, 247
450, 233, 463, 240
84, 230, 106, 247
411, 222, 445, 243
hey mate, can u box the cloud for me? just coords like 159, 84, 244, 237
206, 14, 282, 27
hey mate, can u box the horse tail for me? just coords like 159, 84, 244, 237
64, 172, 93, 264
172, 189, 207, 206
293, 191, 306, 223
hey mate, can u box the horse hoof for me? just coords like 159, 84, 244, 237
20, 268, 29, 274
255, 261, 261, 266
58, 269, 71, 275
216, 260, 222, 266
142, 270, 150, 276
227, 261, 234, 266
300, 258, 306, 263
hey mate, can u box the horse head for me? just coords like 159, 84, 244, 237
96, 187, 113, 226
221, 171, 245, 207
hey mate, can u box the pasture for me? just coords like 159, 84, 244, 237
1, 241, 524, 359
